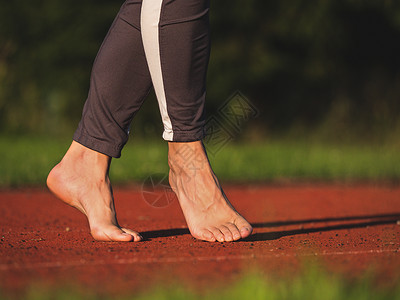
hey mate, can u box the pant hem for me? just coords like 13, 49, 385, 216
167, 128, 205, 142
73, 132, 123, 158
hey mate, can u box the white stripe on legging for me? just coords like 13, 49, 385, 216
141, 0, 173, 141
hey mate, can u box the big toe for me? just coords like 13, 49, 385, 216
236, 219, 253, 239
239, 225, 253, 239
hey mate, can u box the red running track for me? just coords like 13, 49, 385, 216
1, 185, 399, 295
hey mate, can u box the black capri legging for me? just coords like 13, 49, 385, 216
73, 0, 210, 158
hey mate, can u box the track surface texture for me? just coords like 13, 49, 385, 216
1, 185, 400, 296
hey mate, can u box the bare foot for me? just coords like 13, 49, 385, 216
168, 141, 253, 242
46, 141, 142, 242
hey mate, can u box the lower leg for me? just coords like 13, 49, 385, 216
168, 141, 252, 242
47, 141, 142, 242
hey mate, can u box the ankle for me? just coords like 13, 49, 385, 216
60, 141, 111, 179
168, 141, 208, 171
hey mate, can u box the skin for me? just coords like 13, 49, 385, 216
47, 140, 252, 242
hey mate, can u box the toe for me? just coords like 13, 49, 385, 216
121, 228, 142, 242
219, 225, 234, 242
239, 225, 253, 239
235, 218, 253, 239
108, 228, 134, 242
210, 227, 225, 243
226, 223, 241, 241
200, 229, 217, 242
91, 226, 134, 242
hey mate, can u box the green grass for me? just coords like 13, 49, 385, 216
2, 267, 399, 300
208, 141, 400, 183
1, 135, 399, 187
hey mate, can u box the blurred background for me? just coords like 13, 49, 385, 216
1, 0, 400, 144
1, 3, 400, 299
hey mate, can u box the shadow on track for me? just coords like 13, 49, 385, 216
141, 228, 190, 240
140, 213, 400, 241
244, 213, 400, 242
